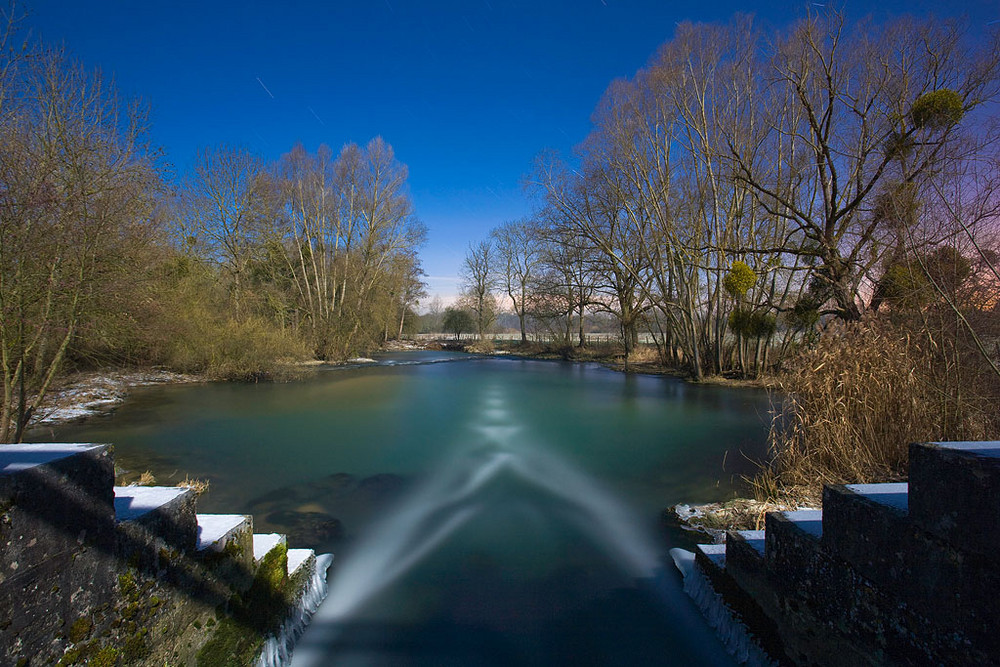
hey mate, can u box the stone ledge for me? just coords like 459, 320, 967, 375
909, 441, 1000, 561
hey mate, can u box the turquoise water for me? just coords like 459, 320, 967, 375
35, 352, 772, 665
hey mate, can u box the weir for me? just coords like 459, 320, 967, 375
675, 441, 1000, 665
289, 385, 735, 666
33, 352, 773, 664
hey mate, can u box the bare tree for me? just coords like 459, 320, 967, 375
277, 142, 339, 340
530, 224, 596, 346
0, 48, 160, 441
274, 139, 425, 357
461, 239, 497, 338
181, 144, 278, 317
530, 150, 652, 367
726, 12, 1000, 321
491, 219, 542, 343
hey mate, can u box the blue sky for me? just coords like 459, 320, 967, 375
24, 0, 999, 304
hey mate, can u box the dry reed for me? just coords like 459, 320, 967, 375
757, 317, 997, 503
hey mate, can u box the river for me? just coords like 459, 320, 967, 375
32, 351, 772, 665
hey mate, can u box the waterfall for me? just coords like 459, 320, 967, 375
669, 548, 775, 666
257, 553, 335, 667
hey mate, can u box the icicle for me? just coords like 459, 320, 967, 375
669, 548, 776, 667
257, 553, 335, 667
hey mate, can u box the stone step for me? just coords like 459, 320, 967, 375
286, 548, 315, 577
823, 480, 999, 645
723, 529, 765, 589
113, 485, 197, 552
0, 443, 117, 653
0, 443, 115, 545
252, 533, 287, 564
196, 514, 251, 552
0, 443, 110, 480
844, 482, 908, 513
735, 529, 766, 555
695, 542, 726, 571
764, 510, 822, 577
822, 483, 908, 584
782, 509, 823, 539
909, 441, 1000, 561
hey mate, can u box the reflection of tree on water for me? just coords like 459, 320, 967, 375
246, 472, 412, 550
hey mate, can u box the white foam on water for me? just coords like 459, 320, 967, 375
669, 548, 776, 666
257, 553, 334, 667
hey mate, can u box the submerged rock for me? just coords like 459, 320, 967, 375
266, 510, 343, 544
247, 472, 411, 550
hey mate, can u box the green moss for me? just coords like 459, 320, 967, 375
57, 647, 82, 665
223, 538, 244, 557
258, 543, 288, 592
68, 616, 93, 643
123, 601, 140, 620
121, 633, 150, 662
197, 542, 294, 666
118, 571, 137, 597
196, 618, 264, 667
91, 646, 119, 667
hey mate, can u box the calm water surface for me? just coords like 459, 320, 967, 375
35, 351, 771, 665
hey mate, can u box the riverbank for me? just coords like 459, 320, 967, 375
33, 369, 203, 428
666, 497, 819, 541
488, 339, 773, 388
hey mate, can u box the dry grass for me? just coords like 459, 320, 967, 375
137, 471, 156, 486
179, 475, 210, 496
465, 338, 496, 355
625, 345, 660, 364
757, 317, 998, 502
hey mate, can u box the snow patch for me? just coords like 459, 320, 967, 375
35, 370, 200, 426
253, 533, 287, 562
196, 514, 248, 551
0, 443, 104, 474
113, 485, 191, 521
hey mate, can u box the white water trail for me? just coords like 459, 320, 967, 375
506, 446, 661, 576
288, 383, 737, 666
